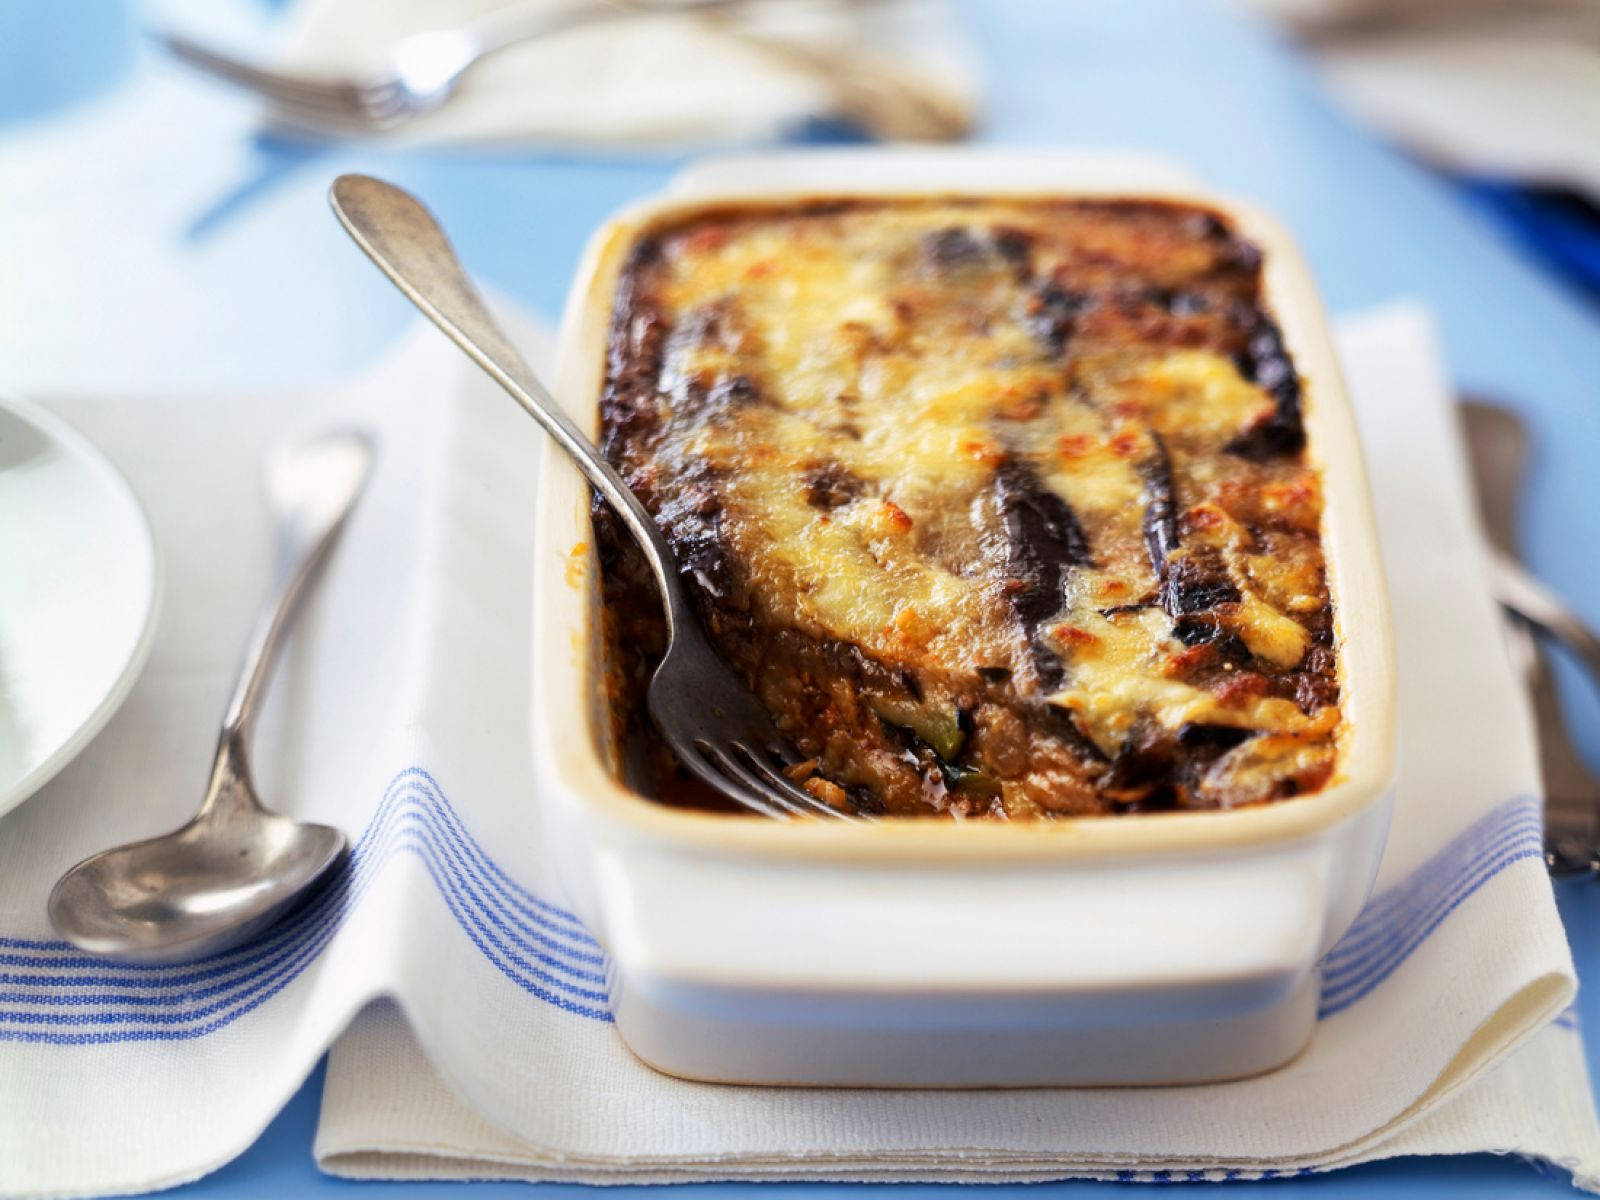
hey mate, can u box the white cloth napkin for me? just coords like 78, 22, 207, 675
1, 300, 1598, 1198
1238, 0, 1600, 200
269, 0, 980, 147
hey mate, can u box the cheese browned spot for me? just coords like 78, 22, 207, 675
596, 199, 1341, 818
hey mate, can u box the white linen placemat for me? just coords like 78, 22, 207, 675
270, 0, 979, 148
0, 300, 1596, 1198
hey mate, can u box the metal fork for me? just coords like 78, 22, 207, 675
159, 0, 966, 142
329, 174, 855, 821
159, 1, 732, 133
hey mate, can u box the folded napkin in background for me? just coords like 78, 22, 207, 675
1, 300, 1598, 1198
1238, 0, 1600, 296
1239, 0, 1600, 203
271, 0, 980, 146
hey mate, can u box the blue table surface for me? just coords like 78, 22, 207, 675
4, 0, 1599, 1195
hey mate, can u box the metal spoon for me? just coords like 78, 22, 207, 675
47, 430, 374, 963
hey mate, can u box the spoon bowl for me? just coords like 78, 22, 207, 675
47, 806, 345, 964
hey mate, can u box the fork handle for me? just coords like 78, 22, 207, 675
328, 174, 698, 635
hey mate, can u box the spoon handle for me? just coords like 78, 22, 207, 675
216, 431, 375, 757
327, 174, 698, 636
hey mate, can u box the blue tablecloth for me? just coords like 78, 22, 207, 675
4, 0, 1598, 1194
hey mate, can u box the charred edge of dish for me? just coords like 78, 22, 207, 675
1226, 307, 1305, 459
1289, 639, 1340, 712
1029, 701, 1109, 764
600, 243, 671, 463
673, 372, 770, 426
1100, 718, 1262, 812
634, 195, 1240, 241
846, 784, 887, 815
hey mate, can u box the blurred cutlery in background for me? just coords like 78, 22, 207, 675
158, 0, 972, 142
1462, 400, 1600, 876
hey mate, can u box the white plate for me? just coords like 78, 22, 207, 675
0, 394, 160, 819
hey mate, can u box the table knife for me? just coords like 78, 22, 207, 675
1461, 400, 1600, 876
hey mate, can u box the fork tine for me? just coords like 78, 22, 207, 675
259, 80, 424, 136
265, 75, 420, 132
160, 31, 377, 114
734, 743, 865, 822
690, 742, 793, 820
700, 742, 811, 819
726, 743, 829, 819
262, 83, 409, 123
262, 102, 402, 138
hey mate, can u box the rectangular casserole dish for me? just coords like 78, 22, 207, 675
531, 150, 1397, 1087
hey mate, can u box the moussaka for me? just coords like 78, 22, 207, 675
593, 198, 1341, 818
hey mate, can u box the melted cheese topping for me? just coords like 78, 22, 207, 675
1046, 608, 1324, 755
604, 199, 1342, 813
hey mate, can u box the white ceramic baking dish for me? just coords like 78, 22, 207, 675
530, 149, 1397, 1087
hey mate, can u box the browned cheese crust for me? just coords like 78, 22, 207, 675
594, 198, 1341, 818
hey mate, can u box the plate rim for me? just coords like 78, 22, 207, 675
0, 391, 163, 820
